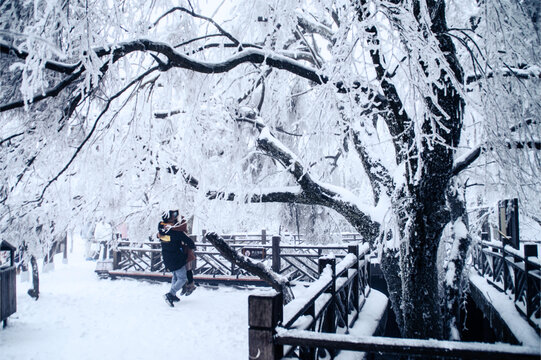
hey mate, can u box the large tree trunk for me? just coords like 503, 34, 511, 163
400, 232, 443, 339
381, 248, 404, 334
441, 183, 472, 339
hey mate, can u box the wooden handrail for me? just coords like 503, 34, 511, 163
473, 240, 540, 332
248, 245, 369, 359
274, 329, 541, 359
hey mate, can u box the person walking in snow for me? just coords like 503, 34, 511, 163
169, 214, 197, 296
158, 210, 196, 307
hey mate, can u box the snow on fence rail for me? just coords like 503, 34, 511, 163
93, 232, 365, 284
471, 240, 541, 332
248, 248, 540, 360
249, 245, 371, 359
273, 330, 540, 360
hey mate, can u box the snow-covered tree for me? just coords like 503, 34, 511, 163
0, 0, 539, 339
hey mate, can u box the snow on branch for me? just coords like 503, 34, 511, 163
295, 11, 334, 42
206, 187, 312, 205
91, 39, 324, 84
256, 126, 380, 241
452, 147, 482, 176
453, 140, 540, 176
1, 38, 376, 113
205, 232, 294, 303
0, 40, 80, 74
173, 165, 314, 206
32, 66, 160, 204
466, 65, 541, 84
152, 7, 241, 47
351, 129, 394, 203
0, 69, 83, 113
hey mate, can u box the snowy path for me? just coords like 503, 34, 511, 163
0, 243, 265, 360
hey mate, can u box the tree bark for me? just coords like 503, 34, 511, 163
204, 232, 294, 303
27, 255, 39, 300
441, 183, 472, 339
381, 248, 404, 335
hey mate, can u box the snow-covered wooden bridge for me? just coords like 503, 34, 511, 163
90, 230, 540, 359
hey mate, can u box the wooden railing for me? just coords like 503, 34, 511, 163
472, 240, 541, 332
248, 246, 539, 359
249, 244, 370, 359
94, 233, 359, 284
273, 330, 540, 360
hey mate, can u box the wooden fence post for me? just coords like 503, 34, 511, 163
249, 292, 283, 360
348, 245, 360, 313
272, 236, 281, 273
319, 257, 336, 334
481, 243, 487, 276
503, 248, 510, 293
202, 229, 207, 243
524, 244, 538, 318
62, 233, 68, 264
299, 302, 316, 360
318, 257, 337, 358
112, 250, 120, 270
261, 229, 267, 245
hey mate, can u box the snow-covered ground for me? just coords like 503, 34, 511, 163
3, 235, 538, 360
0, 237, 264, 360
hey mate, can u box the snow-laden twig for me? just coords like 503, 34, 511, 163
30, 66, 160, 204
204, 232, 294, 303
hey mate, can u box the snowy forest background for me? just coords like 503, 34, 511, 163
0, 0, 539, 340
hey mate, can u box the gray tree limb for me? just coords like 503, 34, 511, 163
205, 232, 294, 303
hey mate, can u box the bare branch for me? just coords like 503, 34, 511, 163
452, 147, 482, 176
173, 33, 224, 48
296, 13, 334, 42
205, 232, 294, 303
452, 137, 541, 177
510, 118, 538, 132
0, 69, 83, 113
153, 109, 186, 119
0, 131, 24, 146
256, 126, 380, 241
152, 7, 241, 47
508, 141, 541, 150
0, 41, 80, 74
466, 65, 541, 84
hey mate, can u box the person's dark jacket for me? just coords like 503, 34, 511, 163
158, 222, 196, 272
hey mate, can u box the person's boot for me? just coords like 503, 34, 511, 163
180, 284, 187, 296
184, 282, 196, 296
164, 293, 175, 307
171, 294, 181, 302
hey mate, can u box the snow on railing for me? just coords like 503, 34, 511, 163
248, 244, 370, 359
472, 240, 540, 332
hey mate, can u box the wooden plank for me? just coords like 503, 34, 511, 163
106, 270, 267, 285
249, 293, 283, 360
281, 256, 318, 281
275, 330, 541, 359
0, 267, 16, 322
